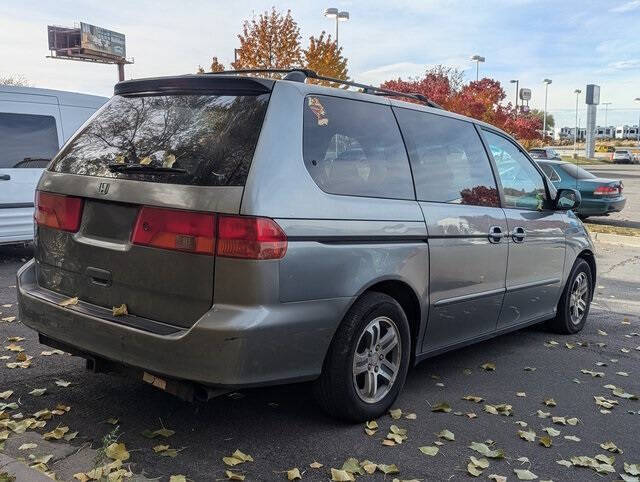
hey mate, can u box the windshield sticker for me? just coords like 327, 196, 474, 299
308, 97, 329, 126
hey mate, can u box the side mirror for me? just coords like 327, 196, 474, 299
555, 188, 581, 211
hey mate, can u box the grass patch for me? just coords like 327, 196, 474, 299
560, 156, 613, 165
585, 223, 640, 237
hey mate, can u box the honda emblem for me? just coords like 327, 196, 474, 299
97, 182, 110, 195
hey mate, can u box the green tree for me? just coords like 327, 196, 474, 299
530, 109, 554, 129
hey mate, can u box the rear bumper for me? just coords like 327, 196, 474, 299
17, 259, 351, 387
578, 197, 626, 216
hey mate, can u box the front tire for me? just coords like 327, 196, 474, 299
314, 292, 411, 422
547, 258, 592, 334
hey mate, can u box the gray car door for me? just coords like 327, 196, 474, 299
394, 108, 508, 353
481, 129, 566, 327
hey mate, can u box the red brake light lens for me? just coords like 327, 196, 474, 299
35, 191, 84, 232
131, 206, 216, 255
217, 215, 287, 260
593, 185, 619, 196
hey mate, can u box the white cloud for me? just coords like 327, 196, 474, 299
610, 0, 640, 12
607, 59, 640, 70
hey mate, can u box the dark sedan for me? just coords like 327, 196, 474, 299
536, 160, 626, 219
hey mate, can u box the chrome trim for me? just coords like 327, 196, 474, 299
506, 277, 561, 293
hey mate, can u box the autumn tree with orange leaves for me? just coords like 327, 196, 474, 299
382, 66, 542, 141
201, 8, 349, 81
232, 8, 303, 70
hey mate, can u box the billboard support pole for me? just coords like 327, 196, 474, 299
117, 62, 125, 82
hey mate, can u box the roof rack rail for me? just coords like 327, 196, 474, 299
206, 68, 442, 109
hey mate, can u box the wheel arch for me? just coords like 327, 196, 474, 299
351, 278, 424, 362
577, 249, 596, 300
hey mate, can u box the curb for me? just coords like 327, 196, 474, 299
0, 453, 54, 481
593, 231, 640, 248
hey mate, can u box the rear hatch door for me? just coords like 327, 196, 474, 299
35, 75, 273, 328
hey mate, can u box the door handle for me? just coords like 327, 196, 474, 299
0, 174, 10, 181
512, 226, 526, 243
488, 226, 505, 243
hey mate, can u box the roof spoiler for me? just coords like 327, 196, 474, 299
114, 74, 274, 96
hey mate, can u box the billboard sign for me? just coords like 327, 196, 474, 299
80, 22, 126, 59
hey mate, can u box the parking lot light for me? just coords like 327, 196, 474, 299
543, 79, 552, 139
510, 79, 519, 112
470, 55, 485, 81
324, 8, 349, 46
574, 89, 582, 156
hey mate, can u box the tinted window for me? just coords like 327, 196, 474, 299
559, 163, 596, 180
395, 108, 499, 207
483, 130, 547, 210
50, 94, 270, 186
303, 95, 413, 199
0, 113, 58, 168
538, 163, 560, 181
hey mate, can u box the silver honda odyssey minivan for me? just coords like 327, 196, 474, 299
18, 70, 595, 421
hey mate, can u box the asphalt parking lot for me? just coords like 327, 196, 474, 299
0, 164, 638, 481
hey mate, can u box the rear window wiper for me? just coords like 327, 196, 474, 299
107, 163, 187, 174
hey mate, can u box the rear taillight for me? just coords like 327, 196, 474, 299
35, 191, 84, 232
132, 206, 216, 255
130, 207, 287, 259
217, 215, 287, 260
593, 185, 619, 196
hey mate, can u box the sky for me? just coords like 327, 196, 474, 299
2, 0, 640, 130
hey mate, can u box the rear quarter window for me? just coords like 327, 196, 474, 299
50, 93, 270, 186
303, 95, 414, 200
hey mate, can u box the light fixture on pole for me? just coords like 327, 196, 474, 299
510, 79, 519, 113
574, 89, 582, 156
635, 98, 640, 144
542, 79, 552, 139
601, 102, 612, 138
470, 55, 485, 81
324, 8, 349, 46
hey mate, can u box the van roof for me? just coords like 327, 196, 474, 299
0, 85, 107, 108
113, 70, 513, 141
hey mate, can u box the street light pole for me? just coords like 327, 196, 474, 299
601, 102, 612, 138
574, 89, 582, 157
510, 79, 519, 113
470, 55, 485, 81
635, 98, 640, 145
543, 79, 552, 140
324, 8, 349, 46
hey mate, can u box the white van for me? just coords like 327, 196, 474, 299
0, 86, 107, 245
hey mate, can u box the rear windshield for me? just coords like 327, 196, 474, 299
50, 93, 270, 186
559, 163, 596, 179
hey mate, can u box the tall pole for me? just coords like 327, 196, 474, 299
602, 102, 611, 137
542, 79, 552, 140
510, 80, 519, 113
476, 61, 479, 82
117, 62, 124, 82
335, 16, 339, 45
574, 89, 581, 157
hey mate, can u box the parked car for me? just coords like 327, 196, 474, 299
611, 149, 634, 164
536, 160, 626, 219
0, 86, 107, 245
528, 147, 562, 160
18, 71, 595, 422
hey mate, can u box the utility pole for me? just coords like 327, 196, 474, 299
510, 79, 519, 113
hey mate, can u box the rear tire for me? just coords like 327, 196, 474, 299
546, 258, 592, 334
314, 292, 411, 422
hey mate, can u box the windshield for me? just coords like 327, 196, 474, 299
559, 163, 596, 180
50, 93, 270, 186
